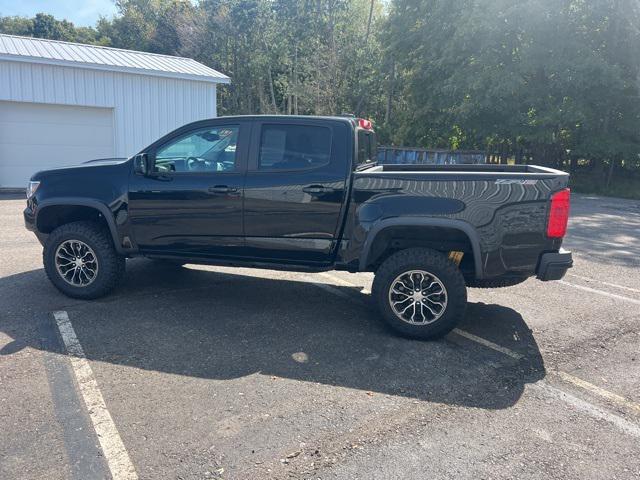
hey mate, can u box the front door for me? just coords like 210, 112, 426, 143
243, 119, 350, 264
128, 121, 249, 257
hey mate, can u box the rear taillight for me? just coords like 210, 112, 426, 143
358, 118, 373, 130
547, 188, 570, 238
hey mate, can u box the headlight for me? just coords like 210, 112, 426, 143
26, 181, 40, 199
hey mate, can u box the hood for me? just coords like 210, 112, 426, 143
31, 158, 129, 181
83, 157, 129, 166
31, 158, 130, 180
30, 157, 133, 200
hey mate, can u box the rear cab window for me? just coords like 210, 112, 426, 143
356, 129, 377, 168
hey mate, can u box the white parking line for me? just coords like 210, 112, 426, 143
566, 273, 640, 294
319, 271, 363, 288
533, 382, 640, 439
320, 271, 372, 295
559, 280, 640, 305
451, 328, 524, 360
53, 311, 138, 480
555, 371, 640, 415
311, 279, 368, 305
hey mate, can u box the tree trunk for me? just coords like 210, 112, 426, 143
232, 48, 239, 112
353, 0, 376, 114
602, 0, 621, 190
364, 0, 374, 44
293, 45, 299, 115
258, 77, 266, 113
266, 64, 278, 113
384, 60, 395, 125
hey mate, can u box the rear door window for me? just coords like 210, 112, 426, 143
258, 124, 331, 170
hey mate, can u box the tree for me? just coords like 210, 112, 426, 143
384, 0, 640, 179
1, 12, 104, 43
0, 15, 34, 36
2, 1, 639, 196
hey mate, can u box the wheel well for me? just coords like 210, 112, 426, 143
37, 205, 110, 235
365, 226, 477, 276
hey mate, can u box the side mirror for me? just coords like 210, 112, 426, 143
133, 153, 152, 176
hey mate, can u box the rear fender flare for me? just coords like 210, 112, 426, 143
359, 217, 483, 278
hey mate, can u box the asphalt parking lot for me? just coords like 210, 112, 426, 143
1, 193, 639, 480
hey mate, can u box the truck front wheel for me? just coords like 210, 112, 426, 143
43, 221, 125, 299
372, 248, 467, 340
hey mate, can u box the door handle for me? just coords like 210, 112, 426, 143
208, 185, 239, 194
302, 185, 333, 195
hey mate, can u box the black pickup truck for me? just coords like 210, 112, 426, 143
24, 115, 572, 339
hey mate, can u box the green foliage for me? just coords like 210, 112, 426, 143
188, 0, 387, 117
1, 0, 639, 196
386, 0, 640, 174
0, 13, 106, 44
0, 15, 35, 36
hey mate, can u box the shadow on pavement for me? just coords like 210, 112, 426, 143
565, 195, 640, 267
1, 260, 545, 410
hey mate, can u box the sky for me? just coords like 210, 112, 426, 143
0, 0, 118, 27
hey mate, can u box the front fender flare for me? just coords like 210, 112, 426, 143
36, 197, 125, 254
359, 217, 484, 278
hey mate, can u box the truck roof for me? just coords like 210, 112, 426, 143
196, 114, 359, 125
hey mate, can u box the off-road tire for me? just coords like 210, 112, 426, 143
43, 221, 125, 299
372, 248, 467, 340
466, 276, 527, 288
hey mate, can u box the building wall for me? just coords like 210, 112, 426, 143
0, 59, 218, 157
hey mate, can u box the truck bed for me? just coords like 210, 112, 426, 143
367, 163, 567, 177
345, 163, 569, 278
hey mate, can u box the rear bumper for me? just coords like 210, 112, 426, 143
536, 249, 573, 281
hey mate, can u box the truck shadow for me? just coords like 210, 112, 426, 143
1, 260, 545, 410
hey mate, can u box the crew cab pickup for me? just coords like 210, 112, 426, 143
24, 115, 572, 339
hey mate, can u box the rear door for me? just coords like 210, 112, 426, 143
243, 119, 351, 264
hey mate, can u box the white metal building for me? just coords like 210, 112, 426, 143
0, 34, 229, 188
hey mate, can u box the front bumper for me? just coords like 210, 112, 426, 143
24, 207, 48, 246
536, 249, 573, 281
24, 206, 36, 231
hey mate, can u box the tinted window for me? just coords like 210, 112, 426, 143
259, 124, 331, 170
155, 126, 239, 173
357, 130, 376, 165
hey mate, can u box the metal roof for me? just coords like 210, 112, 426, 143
0, 34, 230, 84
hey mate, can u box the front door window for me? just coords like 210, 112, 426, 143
154, 126, 239, 173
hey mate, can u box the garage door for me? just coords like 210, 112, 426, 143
0, 101, 115, 188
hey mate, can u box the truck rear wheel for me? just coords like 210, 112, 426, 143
43, 221, 125, 299
372, 248, 467, 340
